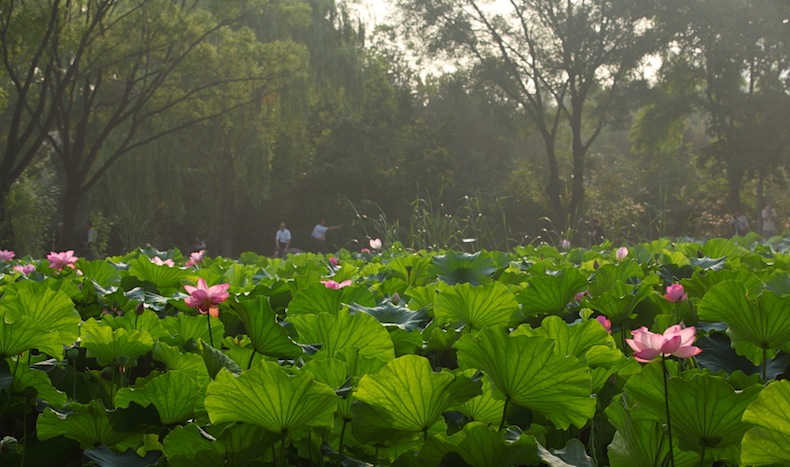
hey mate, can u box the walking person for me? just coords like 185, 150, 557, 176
762, 202, 778, 238
274, 222, 291, 258
311, 219, 341, 254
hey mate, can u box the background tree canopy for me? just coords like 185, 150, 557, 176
0, 0, 788, 256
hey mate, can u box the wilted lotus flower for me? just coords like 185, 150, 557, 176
47, 250, 78, 270
626, 325, 702, 363
329, 257, 339, 267
615, 247, 629, 261
0, 249, 15, 261
151, 256, 175, 267
184, 278, 229, 314
13, 264, 36, 276
595, 315, 612, 333
664, 283, 688, 303
185, 249, 205, 267
360, 248, 371, 254
321, 279, 352, 290
561, 239, 571, 250
370, 238, 383, 250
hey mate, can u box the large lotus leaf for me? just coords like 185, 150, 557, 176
0, 281, 80, 358
453, 374, 506, 426
382, 254, 433, 287
420, 422, 540, 467
161, 313, 225, 348
127, 256, 190, 290
455, 327, 595, 430
37, 400, 141, 449
624, 362, 762, 462
230, 296, 301, 358
222, 264, 255, 292
347, 302, 428, 331
100, 309, 170, 342
517, 269, 589, 317
606, 395, 698, 467
355, 355, 480, 433
200, 342, 242, 379
287, 282, 376, 315
76, 259, 122, 289
80, 318, 154, 367
701, 238, 742, 259
538, 439, 594, 467
588, 260, 645, 295
204, 361, 337, 434
683, 269, 763, 300
83, 445, 161, 467
433, 282, 520, 330
698, 280, 790, 365
163, 423, 225, 467
403, 284, 436, 311
217, 422, 279, 467
430, 251, 496, 286
290, 309, 394, 362
389, 328, 424, 356
6, 358, 67, 408
741, 380, 790, 466
765, 272, 790, 296
115, 371, 200, 424
586, 278, 657, 325
152, 343, 209, 384
512, 316, 612, 359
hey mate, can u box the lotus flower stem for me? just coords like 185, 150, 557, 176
499, 396, 511, 430
761, 348, 767, 383
338, 418, 348, 465
278, 431, 287, 467
247, 349, 256, 370
661, 355, 675, 467
207, 312, 214, 347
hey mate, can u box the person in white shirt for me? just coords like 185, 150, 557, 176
762, 202, 778, 238
310, 219, 341, 254
275, 222, 291, 258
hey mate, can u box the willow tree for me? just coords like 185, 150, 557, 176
396, 0, 660, 232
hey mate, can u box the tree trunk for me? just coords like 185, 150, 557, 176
0, 184, 15, 248
542, 143, 566, 233
219, 150, 235, 258
726, 164, 745, 211
61, 187, 83, 254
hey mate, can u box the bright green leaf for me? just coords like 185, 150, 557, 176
231, 296, 301, 358
290, 309, 394, 362
115, 370, 201, 424
80, 318, 154, 367
433, 282, 520, 330
741, 380, 790, 466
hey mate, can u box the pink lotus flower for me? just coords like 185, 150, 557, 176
184, 278, 229, 314
575, 290, 589, 302
595, 315, 612, 333
47, 250, 78, 270
321, 279, 352, 290
664, 284, 688, 303
360, 248, 371, 254
185, 249, 205, 267
561, 239, 571, 250
151, 256, 175, 267
0, 249, 15, 261
370, 238, 383, 250
13, 264, 36, 275
626, 325, 702, 363
328, 257, 339, 267
616, 247, 629, 261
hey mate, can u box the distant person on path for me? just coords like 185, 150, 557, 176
52, 222, 64, 251
85, 220, 96, 259
762, 202, 778, 238
729, 209, 750, 236
311, 219, 341, 254
274, 222, 291, 258
587, 218, 605, 247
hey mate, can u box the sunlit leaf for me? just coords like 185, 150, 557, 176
115, 370, 201, 424
433, 282, 520, 330
80, 318, 154, 367
517, 269, 589, 317
741, 380, 790, 466
290, 309, 394, 362
230, 296, 301, 358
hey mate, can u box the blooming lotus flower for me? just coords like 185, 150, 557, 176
626, 325, 702, 363
321, 279, 352, 290
595, 315, 612, 333
185, 249, 205, 267
47, 250, 78, 270
13, 264, 36, 275
360, 248, 371, 254
0, 249, 15, 261
615, 247, 628, 261
184, 278, 229, 314
664, 284, 688, 303
561, 239, 571, 250
328, 257, 339, 266
370, 238, 382, 250
151, 256, 175, 267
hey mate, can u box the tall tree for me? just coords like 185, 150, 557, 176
396, 0, 660, 231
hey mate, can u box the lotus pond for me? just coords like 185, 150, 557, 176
0, 238, 788, 466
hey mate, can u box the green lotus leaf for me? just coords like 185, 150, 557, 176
0, 281, 80, 358
302, 358, 349, 391
222, 264, 255, 292
389, 328, 424, 356
80, 318, 154, 367
7, 358, 67, 408
698, 280, 790, 365
587, 278, 657, 325
765, 272, 790, 296
433, 282, 520, 330
287, 282, 376, 315
290, 309, 394, 362
76, 259, 122, 290
115, 370, 201, 424
162, 423, 225, 467
606, 394, 698, 467
37, 400, 140, 449
100, 309, 170, 342
217, 422, 279, 467
431, 251, 496, 286
161, 313, 225, 348
589, 260, 645, 295
421, 422, 539, 467
200, 342, 242, 379
83, 445, 161, 467
382, 254, 434, 287
624, 361, 762, 462
355, 354, 480, 433
128, 256, 190, 290
204, 361, 337, 434
453, 375, 506, 426
230, 296, 301, 358
701, 238, 742, 259
152, 343, 209, 384
538, 439, 594, 467
683, 269, 763, 301
512, 316, 612, 359
348, 301, 428, 331
517, 269, 589, 317
403, 284, 436, 312
455, 327, 595, 430
741, 380, 790, 466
